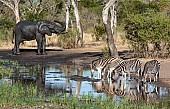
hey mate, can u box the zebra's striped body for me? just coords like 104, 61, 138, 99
142, 60, 160, 82
105, 57, 124, 79
91, 57, 117, 79
121, 59, 141, 78
107, 59, 141, 80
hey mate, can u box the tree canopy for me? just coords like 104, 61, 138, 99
0, 0, 170, 58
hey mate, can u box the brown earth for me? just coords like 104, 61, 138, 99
0, 33, 170, 87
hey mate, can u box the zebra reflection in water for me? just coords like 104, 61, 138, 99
141, 82, 159, 104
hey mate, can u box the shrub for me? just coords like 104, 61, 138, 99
57, 29, 76, 49
124, 11, 170, 58
0, 14, 15, 41
94, 24, 106, 41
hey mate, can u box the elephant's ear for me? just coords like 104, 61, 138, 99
38, 22, 52, 36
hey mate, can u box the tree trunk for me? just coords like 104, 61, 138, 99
104, 19, 118, 57
102, 0, 118, 57
110, 5, 117, 34
71, 0, 83, 47
63, 0, 71, 31
14, 1, 20, 23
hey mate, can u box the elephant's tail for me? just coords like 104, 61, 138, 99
12, 30, 15, 44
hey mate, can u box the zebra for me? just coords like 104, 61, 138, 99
105, 57, 124, 79
107, 59, 142, 81
142, 60, 160, 82
90, 57, 118, 79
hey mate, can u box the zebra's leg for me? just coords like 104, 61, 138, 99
128, 72, 130, 80
155, 73, 158, 82
145, 74, 147, 82
121, 79, 126, 90
155, 85, 159, 94
154, 75, 156, 82
124, 72, 127, 81
109, 70, 112, 78
137, 81, 140, 93
98, 69, 101, 79
150, 74, 152, 83
107, 69, 111, 78
99, 72, 101, 79
137, 70, 140, 79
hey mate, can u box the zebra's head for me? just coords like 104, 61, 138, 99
90, 59, 100, 76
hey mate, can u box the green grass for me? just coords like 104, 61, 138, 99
0, 82, 160, 109
0, 80, 168, 109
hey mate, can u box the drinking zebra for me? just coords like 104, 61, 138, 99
91, 57, 117, 79
142, 60, 160, 82
105, 57, 124, 79
107, 59, 142, 81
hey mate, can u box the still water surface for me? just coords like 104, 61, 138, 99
44, 64, 170, 102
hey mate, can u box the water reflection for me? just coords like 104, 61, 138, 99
0, 63, 170, 104
43, 64, 170, 102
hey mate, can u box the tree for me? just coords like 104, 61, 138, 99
102, 0, 118, 57
63, 0, 83, 48
71, 0, 83, 47
0, 0, 20, 23
63, 0, 71, 31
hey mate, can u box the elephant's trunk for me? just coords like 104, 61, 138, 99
54, 20, 66, 33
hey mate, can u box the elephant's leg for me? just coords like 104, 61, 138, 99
41, 36, 47, 55
13, 41, 21, 55
36, 37, 42, 55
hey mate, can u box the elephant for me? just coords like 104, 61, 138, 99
12, 20, 66, 55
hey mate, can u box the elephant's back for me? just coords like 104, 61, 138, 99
14, 20, 37, 39
15, 20, 36, 27
14, 20, 37, 32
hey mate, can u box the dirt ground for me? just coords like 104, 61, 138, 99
1, 34, 170, 87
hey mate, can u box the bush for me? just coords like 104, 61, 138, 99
0, 14, 15, 41
57, 29, 76, 49
124, 11, 170, 58
94, 24, 106, 41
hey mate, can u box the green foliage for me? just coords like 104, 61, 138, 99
79, 0, 102, 9
0, 59, 17, 77
117, 0, 170, 58
20, 0, 64, 21
0, 59, 41, 77
124, 11, 170, 57
102, 46, 110, 58
0, 82, 41, 106
117, 0, 160, 24
0, 83, 166, 108
79, 0, 103, 33
57, 29, 76, 49
22, 8, 47, 21
0, 66, 12, 77
0, 14, 15, 41
94, 23, 106, 41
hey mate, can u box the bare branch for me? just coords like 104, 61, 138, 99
0, 0, 20, 23
0, 0, 15, 12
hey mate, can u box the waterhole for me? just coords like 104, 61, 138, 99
0, 62, 170, 105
